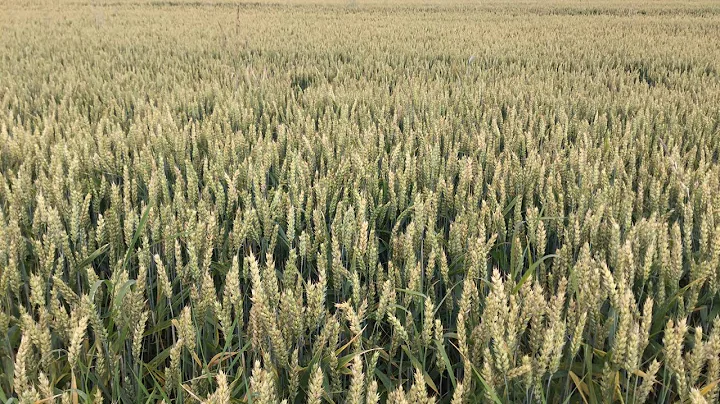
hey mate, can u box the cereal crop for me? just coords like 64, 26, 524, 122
1, 0, 720, 402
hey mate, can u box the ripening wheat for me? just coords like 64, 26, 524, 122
1, 0, 720, 402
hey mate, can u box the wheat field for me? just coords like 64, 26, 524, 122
1, 0, 720, 402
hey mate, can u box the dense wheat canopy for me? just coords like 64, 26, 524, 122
1, 0, 720, 402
